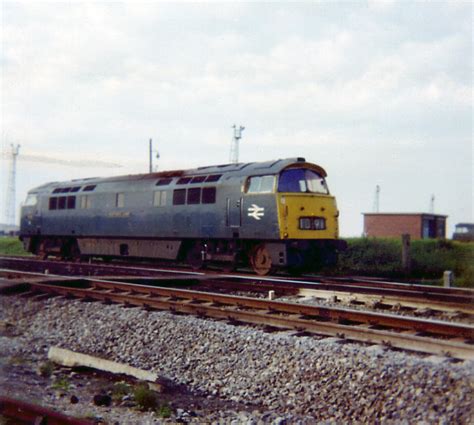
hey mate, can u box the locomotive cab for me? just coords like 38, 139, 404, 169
240, 161, 345, 274
276, 163, 339, 240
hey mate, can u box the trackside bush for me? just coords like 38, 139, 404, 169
0, 237, 29, 256
337, 238, 473, 287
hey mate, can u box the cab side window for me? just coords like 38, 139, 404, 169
246, 175, 275, 193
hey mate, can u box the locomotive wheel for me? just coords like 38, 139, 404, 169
249, 244, 274, 276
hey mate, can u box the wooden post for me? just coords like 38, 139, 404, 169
401, 234, 411, 273
443, 271, 454, 287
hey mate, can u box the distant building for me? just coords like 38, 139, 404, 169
452, 223, 474, 242
362, 213, 447, 240
0, 223, 20, 237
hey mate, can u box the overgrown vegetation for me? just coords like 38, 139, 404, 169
156, 404, 172, 418
132, 382, 171, 417
336, 238, 473, 287
111, 382, 132, 402
0, 237, 29, 256
51, 377, 70, 392
133, 383, 159, 411
38, 360, 55, 378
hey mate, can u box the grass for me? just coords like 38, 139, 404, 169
133, 383, 159, 411
111, 382, 132, 402
38, 360, 55, 378
336, 238, 474, 287
51, 377, 70, 392
0, 236, 30, 256
9, 355, 28, 366
132, 382, 172, 417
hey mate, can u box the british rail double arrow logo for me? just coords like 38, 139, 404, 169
248, 204, 265, 220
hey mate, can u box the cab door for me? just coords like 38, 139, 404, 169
226, 197, 242, 228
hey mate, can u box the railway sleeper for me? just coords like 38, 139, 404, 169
338, 318, 365, 327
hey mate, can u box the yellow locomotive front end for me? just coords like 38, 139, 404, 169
277, 162, 339, 240
275, 162, 344, 270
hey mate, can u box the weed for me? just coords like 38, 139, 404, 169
157, 403, 172, 418
111, 382, 132, 402
51, 377, 70, 392
0, 237, 30, 256
133, 382, 159, 411
38, 360, 55, 378
9, 355, 27, 366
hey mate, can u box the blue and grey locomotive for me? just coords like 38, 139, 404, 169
20, 157, 346, 275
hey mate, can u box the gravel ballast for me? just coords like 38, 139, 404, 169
0, 294, 473, 424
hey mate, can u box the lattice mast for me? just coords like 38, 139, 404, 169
149, 138, 160, 172
229, 124, 245, 164
1, 145, 121, 225
5, 144, 20, 225
373, 185, 380, 213
430, 194, 435, 213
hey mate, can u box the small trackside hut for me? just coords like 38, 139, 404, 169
20, 157, 346, 275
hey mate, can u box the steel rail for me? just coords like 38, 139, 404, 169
4, 265, 473, 321
2, 254, 473, 295
2, 254, 471, 294
0, 396, 94, 425
5, 270, 472, 339
196, 278, 474, 314
85, 278, 474, 338
20, 277, 474, 360
1, 256, 472, 307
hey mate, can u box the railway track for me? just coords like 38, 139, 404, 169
2, 269, 474, 360
0, 396, 94, 424
1, 256, 473, 316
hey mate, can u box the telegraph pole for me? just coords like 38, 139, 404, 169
229, 125, 245, 164
429, 194, 435, 213
373, 185, 380, 213
5, 144, 20, 225
149, 139, 153, 173
148, 138, 159, 172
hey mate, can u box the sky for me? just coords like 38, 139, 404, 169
1, 0, 472, 236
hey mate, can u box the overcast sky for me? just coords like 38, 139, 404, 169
1, 1, 472, 236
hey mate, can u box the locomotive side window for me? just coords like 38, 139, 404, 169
24, 194, 38, 206
58, 197, 67, 210
187, 188, 201, 204
116, 193, 125, 208
190, 176, 206, 184
278, 169, 329, 194
202, 187, 216, 204
246, 175, 275, 193
153, 190, 167, 207
177, 177, 192, 185
83, 185, 96, 192
49, 197, 58, 210
156, 178, 173, 186
80, 195, 92, 209
67, 196, 76, 209
205, 174, 222, 182
173, 189, 186, 205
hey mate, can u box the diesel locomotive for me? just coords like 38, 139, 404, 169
19, 157, 346, 275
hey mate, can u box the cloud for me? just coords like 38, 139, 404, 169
1, 2, 472, 235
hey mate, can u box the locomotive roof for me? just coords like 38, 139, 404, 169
29, 157, 327, 192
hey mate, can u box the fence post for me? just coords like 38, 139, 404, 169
443, 271, 454, 287
401, 234, 411, 274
